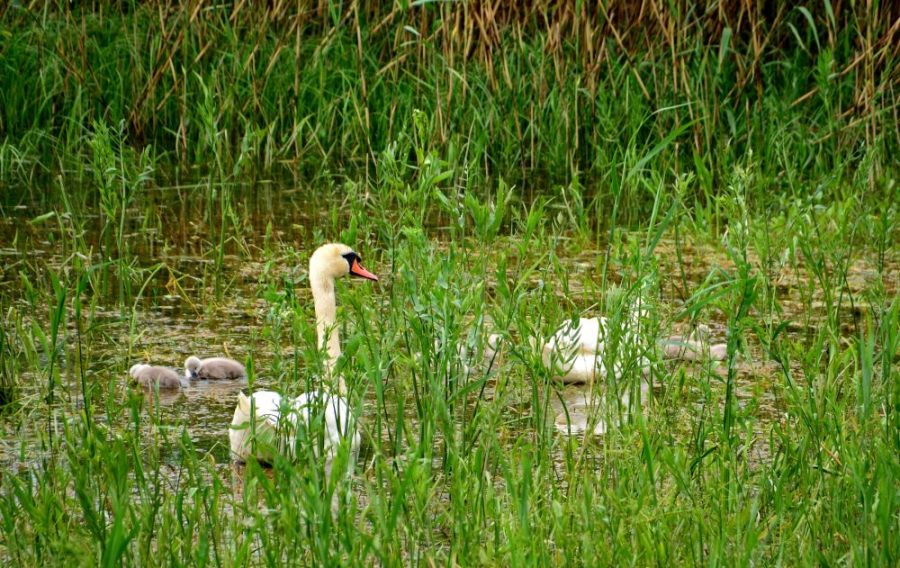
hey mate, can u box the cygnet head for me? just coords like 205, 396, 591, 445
129, 363, 150, 377
693, 324, 712, 343
184, 356, 202, 379
309, 243, 378, 283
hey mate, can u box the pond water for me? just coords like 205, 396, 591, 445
0, 176, 896, 482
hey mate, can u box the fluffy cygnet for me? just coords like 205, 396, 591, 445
129, 364, 183, 390
661, 324, 728, 361
184, 356, 246, 380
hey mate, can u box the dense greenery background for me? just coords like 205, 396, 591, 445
2, 1, 897, 193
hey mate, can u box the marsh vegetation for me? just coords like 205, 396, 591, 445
0, 1, 898, 565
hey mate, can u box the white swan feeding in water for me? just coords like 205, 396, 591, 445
541, 314, 648, 384
228, 243, 377, 476
537, 311, 728, 436
541, 315, 727, 384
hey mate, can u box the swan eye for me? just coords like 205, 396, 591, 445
341, 251, 360, 269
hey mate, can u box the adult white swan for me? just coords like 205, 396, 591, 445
542, 315, 727, 384
543, 311, 727, 436
541, 311, 650, 384
228, 243, 377, 476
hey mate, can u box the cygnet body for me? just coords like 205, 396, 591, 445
184, 356, 246, 380
660, 324, 728, 361
129, 364, 183, 390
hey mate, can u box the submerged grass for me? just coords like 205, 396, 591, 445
0, 1, 898, 566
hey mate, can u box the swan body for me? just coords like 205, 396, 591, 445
229, 390, 359, 472
229, 390, 283, 463
184, 356, 246, 380
540, 312, 649, 433
542, 316, 647, 383
548, 319, 729, 436
129, 364, 184, 390
229, 243, 376, 471
543, 317, 728, 384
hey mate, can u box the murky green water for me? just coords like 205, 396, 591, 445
0, 176, 896, 479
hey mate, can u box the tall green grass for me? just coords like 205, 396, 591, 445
1, 1, 898, 202
1, 125, 896, 563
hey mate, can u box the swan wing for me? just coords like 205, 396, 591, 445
557, 353, 604, 383
573, 317, 604, 354
230, 390, 284, 462
241, 390, 282, 422
547, 317, 606, 356
286, 392, 356, 446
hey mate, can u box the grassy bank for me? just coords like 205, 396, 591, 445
0, 127, 896, 564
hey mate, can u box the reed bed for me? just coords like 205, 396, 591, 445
2, 1, 898, 190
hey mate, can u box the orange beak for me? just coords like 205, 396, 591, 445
350, 258, 378, 281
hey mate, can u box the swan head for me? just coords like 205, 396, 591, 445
184, 356, 202, 379
309, 243, 378, 282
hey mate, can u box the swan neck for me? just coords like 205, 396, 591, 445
311, 272, 341, 363
310, 268, 349, 397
